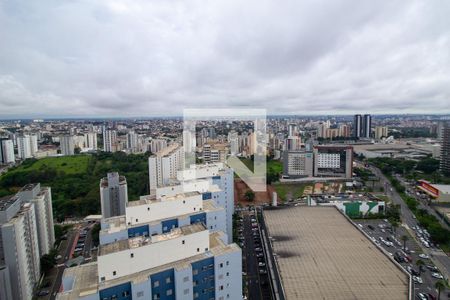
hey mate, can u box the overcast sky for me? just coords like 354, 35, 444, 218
1, 0, 449, 118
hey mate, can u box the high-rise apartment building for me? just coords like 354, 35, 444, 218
353, 114, 362, 138
17, 184, 55, 256
150, 139, 168, 154
58, 163, 242, 300
100, 172, 128, 218
126, 131, 138, 152
148, 144, 184, 192
60, 135, 75, 156
440, 122, 450, 175
84, 132, 98, 150
362, 114, 372, 138
29, 135, 38, 156
17, 135, 32, 159
103, 129, 117, 152
0, 184, 54, 300
0, 139, 15, 164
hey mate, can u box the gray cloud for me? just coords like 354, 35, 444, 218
0, 0, 449, 118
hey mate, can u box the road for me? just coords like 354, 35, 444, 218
240, 211, 272, 300
369, 165, 450, 298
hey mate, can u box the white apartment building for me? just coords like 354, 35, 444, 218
17, 135, 32, 159
150, 138, 168, 154
17, 184, 55, 256
126, 131, 138, 152
103, 129, 117, 152
0, 139, 15, 164
100, 173, 128, 219
58, 166, 242, 300
60, 135, 75, 156
0, 196, 40, 300
148, 144, 184, 192
29, 135, 38, 156
84, 132, 98, 150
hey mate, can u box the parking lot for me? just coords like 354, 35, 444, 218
236, 210, 272, 300
356, 218, 449, 300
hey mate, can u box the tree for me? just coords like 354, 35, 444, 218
244, 190, 255, 202
400, 235, 409, 251
435, 280, 446, 300
389, 217, 399, 236
415, 259, 425, 276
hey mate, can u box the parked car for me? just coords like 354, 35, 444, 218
431, 272, 444, 279
418, 254, 429, 259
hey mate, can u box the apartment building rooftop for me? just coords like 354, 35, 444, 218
127, 191, 201, 207
0, 195, 19, 211
99, 223, 206, 256
58, 232, 238, 300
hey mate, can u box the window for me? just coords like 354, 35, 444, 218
218, 274, 223, 280
100, 277, 105, 281
183, 200, 185, 204
113, 271, 116, 276
183, 276, 189, 282
205, 248, 208, 251
194, 292, 199, 299
137, 291, 144, 297
226, 272, 229, 276
166, 289, 173, 296
153, 280, 160, 287
182, 240, 185, 244
197, 248, 200, 252
184, 289, 189, 295
166, 277, 171, 284
122, 291, 129, 296
147, 207, 150, 211
130, 253, 134, 258
219, 263, 223, 268
226, 261, 229, 266
135, 218, 138, 222
220, 285, 224, 290
193, 269, 198, 275
153, 293, 160, 300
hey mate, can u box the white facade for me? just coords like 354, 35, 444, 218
60, 135, 75, 156
126, 131, 138, 152
317, 153, 341, 168
150, 139, 168, 154
29, 135, 38, 156
0, 139, 15, 164
1, 202, 40, 300
126, 192, 203, 226
100, 173, 128, 218
103, 129, 117, 152
97, 226, 209, 281
17, 136, 32, 159
148, 144, 184, 192
17, 184, 55, 256
84, 132, 98, 150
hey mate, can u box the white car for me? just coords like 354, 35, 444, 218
418, 254, 429, 259
413, 276, 423, 284
431, 272, 444, 279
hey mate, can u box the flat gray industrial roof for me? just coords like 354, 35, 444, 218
263, 206, 409, 300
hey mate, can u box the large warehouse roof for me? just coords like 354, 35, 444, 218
263, 206, 409, 300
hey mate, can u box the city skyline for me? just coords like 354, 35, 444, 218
1, 1, 450, 117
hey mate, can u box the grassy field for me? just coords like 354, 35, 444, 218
238, 157, 282, 173
272, 182, 309, 201
0, 152, 149, 220
7, 155, 91, 175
